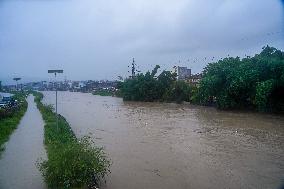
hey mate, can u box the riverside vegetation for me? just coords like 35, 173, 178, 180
0, 92, 27, 155
120, 65, 191, 103
33, 91, 110, 189
197, 46, 284, 112
92, 89, 114, 97
119, 46, 284, 113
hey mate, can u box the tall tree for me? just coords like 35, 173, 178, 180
198, 46, 284, 112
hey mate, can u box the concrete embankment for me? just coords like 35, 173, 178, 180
0, 95, 46, 189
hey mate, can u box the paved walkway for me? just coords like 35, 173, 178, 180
0, 95, 46, 189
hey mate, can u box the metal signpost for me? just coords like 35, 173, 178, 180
48, 70, 63, 130
13, 77, 21, 91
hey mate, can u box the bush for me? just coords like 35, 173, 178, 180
39, 137, 109, 188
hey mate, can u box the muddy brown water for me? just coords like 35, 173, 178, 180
0, 95, 46, 189
42, 91, 284, 189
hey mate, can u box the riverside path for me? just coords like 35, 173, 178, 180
0, 95, 46, 189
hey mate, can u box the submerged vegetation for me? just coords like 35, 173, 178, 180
92, 88, 114, 96
119, 46, 284, 113
0, 92, 27, 154
33, 91, 110, 188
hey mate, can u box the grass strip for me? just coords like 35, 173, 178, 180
0, 92, 28, 155
33, 91, 110, 189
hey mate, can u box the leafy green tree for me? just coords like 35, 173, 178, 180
198, 46, 284, 112
121, 65, 191, 103
163, 81, 191, 103
255, 79, 274, 111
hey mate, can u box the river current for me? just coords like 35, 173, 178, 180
42, 91, 284, 189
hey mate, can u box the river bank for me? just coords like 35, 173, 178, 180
92, 90, 284, 116
42, 91, 284, 189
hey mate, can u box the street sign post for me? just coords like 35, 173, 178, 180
48, 70, 63, 130
48, 70, 63, 74
13, 77, 21, 91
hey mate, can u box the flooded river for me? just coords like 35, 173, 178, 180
42, 91, 284, 189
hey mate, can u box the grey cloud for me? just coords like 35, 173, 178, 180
0, 0, 283, 84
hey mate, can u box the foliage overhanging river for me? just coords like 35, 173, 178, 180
42, 91, 284, 189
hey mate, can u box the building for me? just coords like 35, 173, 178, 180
187, 73, 202, 87
0, 92, 14, 108
177, 66, 191, 80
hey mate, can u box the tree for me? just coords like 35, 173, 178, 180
121, 65, 191, 103
198, 46, 284, 112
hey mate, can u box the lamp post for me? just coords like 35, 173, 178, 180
48, 70, 63, 130
13, 77, 21, 91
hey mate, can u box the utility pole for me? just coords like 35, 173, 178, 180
131, 58, 135, 78
128, 58, 141, 79
48, 69, 63, 130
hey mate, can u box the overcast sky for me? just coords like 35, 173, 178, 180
0, 0, 283, 84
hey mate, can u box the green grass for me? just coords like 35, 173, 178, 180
0, 93, 27, 155
33, 91, 110, 189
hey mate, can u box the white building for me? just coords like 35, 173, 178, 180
177, 66, 191, 80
